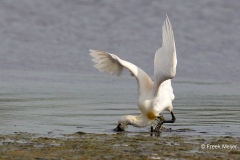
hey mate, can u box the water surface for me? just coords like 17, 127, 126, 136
0, 71, 239, 136
0, 0, 240, 136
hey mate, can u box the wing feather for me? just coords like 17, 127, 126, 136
89, 50, 154, 94
90, 50, 124, 76
154, 16, 177, 95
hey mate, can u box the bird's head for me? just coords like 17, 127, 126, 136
114, 115, 133, 132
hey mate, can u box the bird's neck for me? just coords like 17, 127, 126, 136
127, 115, 152, 127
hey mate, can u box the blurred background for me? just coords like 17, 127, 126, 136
0, 0, 240, 82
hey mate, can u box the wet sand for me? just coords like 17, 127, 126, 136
0, 132, 239, 160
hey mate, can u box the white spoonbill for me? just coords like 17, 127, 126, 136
89, 16, 177, 132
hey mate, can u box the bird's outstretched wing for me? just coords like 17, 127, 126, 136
90, 50, 124, 76
90, 50, 153, 93
154, 16, 177, 95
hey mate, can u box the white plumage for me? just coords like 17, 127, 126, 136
90, 51, 124, 76
90, 16, 177, 131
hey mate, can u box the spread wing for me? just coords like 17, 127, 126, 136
154, 16, 177, 95
89, 50, 153, 94
90, 50, 124, 76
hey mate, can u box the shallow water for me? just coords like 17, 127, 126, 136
0, 71, 239, 136
0, 0, 240, 137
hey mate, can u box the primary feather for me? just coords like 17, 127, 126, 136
90, 50, 124, 76
154, 16, 177, 95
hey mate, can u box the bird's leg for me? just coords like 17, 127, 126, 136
151, 114, 165, 132
162, 111, 176, 124
152, 112, 176, 132
151, 112, 176, 132
152, 120, 163, 132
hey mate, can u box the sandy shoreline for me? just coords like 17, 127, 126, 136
0, 132, 239, 160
